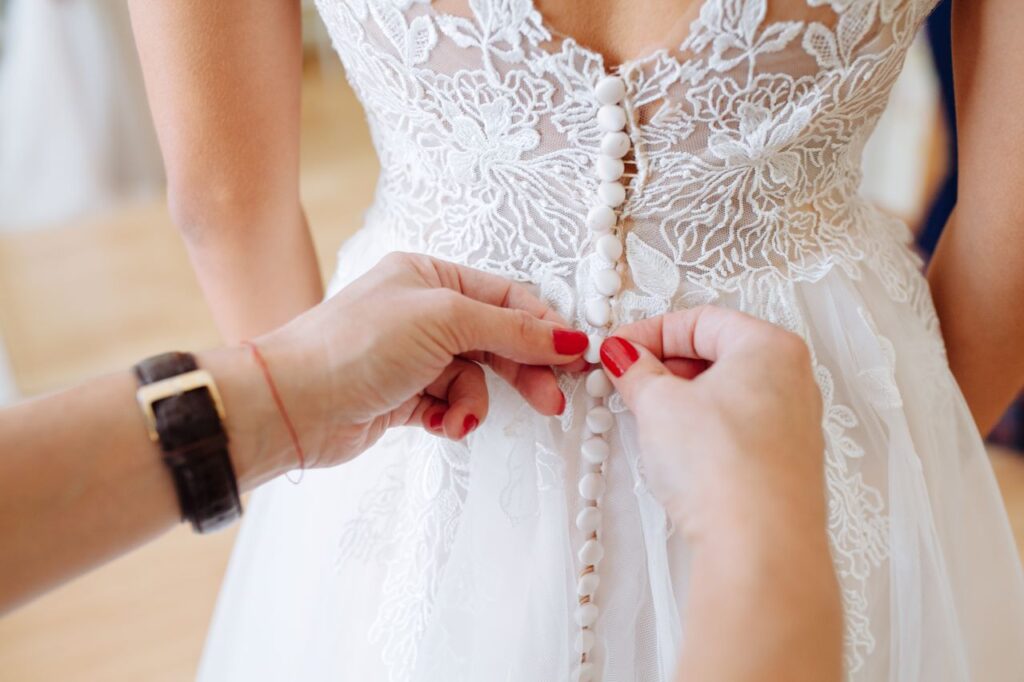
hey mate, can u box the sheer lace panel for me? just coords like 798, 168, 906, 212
317, 0, 938, 328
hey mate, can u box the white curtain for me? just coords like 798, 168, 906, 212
0, 0, 164, 230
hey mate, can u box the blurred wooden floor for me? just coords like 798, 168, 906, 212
1, 59, 1023, 682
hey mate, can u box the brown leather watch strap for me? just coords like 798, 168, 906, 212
134, 352, 242, 533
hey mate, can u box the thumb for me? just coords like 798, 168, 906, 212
451, 297, 589, 365
599, 336, 677, 411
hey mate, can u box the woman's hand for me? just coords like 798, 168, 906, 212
224, 252, 590, 481
598, 305, 825, 539
0, 253, 587, 610
597, 306, 842, 682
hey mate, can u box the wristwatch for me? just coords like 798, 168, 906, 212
133, 352, 242, 533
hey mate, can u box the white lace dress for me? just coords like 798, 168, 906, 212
197, 1, 1024, 680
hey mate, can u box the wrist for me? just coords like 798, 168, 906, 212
688, 489, 838, 609
674, 457, 829, 555
199, 347, 295, 491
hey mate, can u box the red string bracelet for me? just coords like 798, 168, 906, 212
242, 340, 306, 482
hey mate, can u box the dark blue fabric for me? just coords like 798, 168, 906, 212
919, 0, 956, 255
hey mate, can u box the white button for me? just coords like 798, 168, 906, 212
598, 181, 626, 208
600, 131, 630, 159
578, 538, 604, 565
596, 233, 623, 262
586, 406, 614, 434
585, 297, 611, 327
575, 602, 599, 628
584, 333, 604, 363
577, 572, 600, 597
581, 436, 610, 464
583, 332, 605, 363
581, 536, 602, 561
585, 369, 613, 398
574, 628, 596, 655
592, 255, 615, 270
586, 204, 616, 234
579, 471, 606, 500
573, 662, 594, 682
576, 505, 602, 534
597, 104, 627, 132
595, 75, 626, 104
593, 267, 621, 296
595, 155, 624, 182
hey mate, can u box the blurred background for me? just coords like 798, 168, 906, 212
0, 1, 1020, 680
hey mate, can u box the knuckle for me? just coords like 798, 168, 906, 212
425, 291, 473, 352
380, 251, 412, 269
772, 329, 812, 364
509, 308, 536, 339
432, 289, 464, 319
385, 251, 436, 279
634, 374, 679, 412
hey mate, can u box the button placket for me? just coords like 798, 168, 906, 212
573, 73, 632, 682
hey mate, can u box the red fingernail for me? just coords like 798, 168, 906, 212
600, 337, 639, 378
429, 412, 444, 430
463, 415, 479, 436
553, 329, 589, 355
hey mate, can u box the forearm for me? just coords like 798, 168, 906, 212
0, 348, 289, 613
928, 209, 1024, 435
179, 205, 323, 342
933, 0, 1024, 435
130, 0, 319, 342
676, 500, 843, 682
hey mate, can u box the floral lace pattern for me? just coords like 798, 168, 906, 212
318, 0, 942, 677
337, 432, 472, 680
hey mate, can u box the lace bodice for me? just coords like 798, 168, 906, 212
316, 0, 938, 328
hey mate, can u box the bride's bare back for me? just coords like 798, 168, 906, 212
533, 0, 833, 65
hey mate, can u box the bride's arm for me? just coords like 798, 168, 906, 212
128, 0, 323, 342
927, 0, 1024, 435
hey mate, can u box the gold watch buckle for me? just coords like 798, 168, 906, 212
136, 369, 226, 443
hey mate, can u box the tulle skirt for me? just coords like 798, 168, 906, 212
197, 227, 1024, 681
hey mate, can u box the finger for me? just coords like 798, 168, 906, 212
664, 358, 710, 380
558, 355, 589, 373
599, 335, 683, 412
613, 305, 774, 363
455, 350, 567, 416
423, 359, 489, 440
488, 357, 566, 416
411, 396, 449, 436
592, 358, 706, 379
426, 258, 589, 364
431, 258, 568, 326
451, 296, 590, 365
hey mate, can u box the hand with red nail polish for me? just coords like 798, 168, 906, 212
599, 336, 640, 377
252, 252, 588, 471
553, 329, 590, 355
462, 415, 479, 437
599, 307, 825, 538
601, 307, 842, 682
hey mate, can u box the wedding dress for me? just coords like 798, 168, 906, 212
198, 1, 1024, 680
